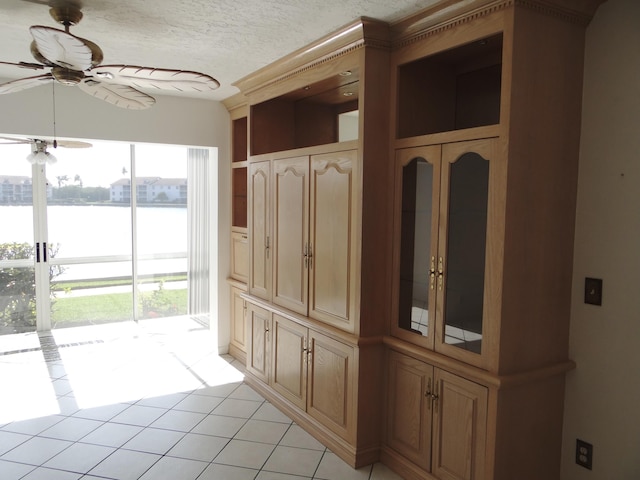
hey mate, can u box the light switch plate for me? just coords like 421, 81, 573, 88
584, 277, 603, 306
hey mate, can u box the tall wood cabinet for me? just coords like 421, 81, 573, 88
224, 1, 605, 479
224, 98, 249, 362
233, 17, 390, 467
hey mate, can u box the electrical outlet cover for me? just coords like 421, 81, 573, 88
576, 439, 593, 470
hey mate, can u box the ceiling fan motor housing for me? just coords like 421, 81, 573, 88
51, 66, 84, 85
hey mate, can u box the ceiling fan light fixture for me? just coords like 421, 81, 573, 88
26, 140, 57, 165
26, 151, 54, 165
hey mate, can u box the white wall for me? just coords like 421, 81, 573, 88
561, 0, 640, 478
0, 85, 232, 352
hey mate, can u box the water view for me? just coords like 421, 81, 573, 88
0, 140, 196, 333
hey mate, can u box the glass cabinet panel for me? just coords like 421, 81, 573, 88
398, 157, 434, 338
442, 152, 489, 353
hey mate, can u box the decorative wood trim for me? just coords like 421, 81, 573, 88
241, 293, 385, 349
222, 92, 248, 117
249, 140, 359, 164
391, 0, 605, 50
234, 17, 389, 98
383, 336, 575, 389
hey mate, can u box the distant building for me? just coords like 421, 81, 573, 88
0, 175, 52, 203
110, 177, 187, 204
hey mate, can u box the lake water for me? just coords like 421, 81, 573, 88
1, 205, 187, 280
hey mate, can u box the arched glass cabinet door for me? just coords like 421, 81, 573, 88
436, 139, 493, 362
392, 145, 441, 349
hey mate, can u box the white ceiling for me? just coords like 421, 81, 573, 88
0, 0, 436, 102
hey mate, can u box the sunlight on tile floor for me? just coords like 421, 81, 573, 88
0, 318, 403, 480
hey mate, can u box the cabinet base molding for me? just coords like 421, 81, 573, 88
244, 373, 379, 468
380, 447, 434, 480
228, 343, 246, 364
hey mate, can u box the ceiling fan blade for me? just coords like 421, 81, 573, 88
0, 60, 45, 71
30, 25, 92, 71
53, 140, 92, 148
78, 79, 156, 110
89, 65, 220, 93
0, 136, 31, 144
0, 74, 54, 94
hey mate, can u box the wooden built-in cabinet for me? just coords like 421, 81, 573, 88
386, 350, 487, 480
271, 149, 356, 330
246, 301, 356, 443
248, 160, 271, 300
392, 139, 498, 370
225, 1, 606, 479
228, 282, 247, 362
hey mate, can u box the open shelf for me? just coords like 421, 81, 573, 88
232, 117, 248, 163
250, 69, 360, 155
397, 34, 503, 139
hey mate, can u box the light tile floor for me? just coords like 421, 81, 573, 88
0, 318, 403, 480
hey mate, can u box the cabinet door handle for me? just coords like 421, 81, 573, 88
429, 256, 436, 290
437, 256, 444, 291
303, 243, 308, 268
265, 236, 270, 259
308, 243, 313, 269
432, 382, 440, 413
425, 378, 432, 410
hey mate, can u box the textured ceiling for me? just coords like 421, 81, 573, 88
0, 0, 437, 102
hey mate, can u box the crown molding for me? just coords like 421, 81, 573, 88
233, 17, 389, 98
391, 0, 607, 49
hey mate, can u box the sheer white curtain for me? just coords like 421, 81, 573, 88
187, 148, 210, 323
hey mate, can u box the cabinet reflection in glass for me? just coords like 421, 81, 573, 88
399, 157, 433, 336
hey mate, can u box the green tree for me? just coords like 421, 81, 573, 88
0, 242, 64, 333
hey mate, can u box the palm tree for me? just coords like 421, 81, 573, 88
56, 175, 68, 188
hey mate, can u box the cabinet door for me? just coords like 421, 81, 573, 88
230, 285, 247, 353
435, 139, 494, 367
392, 145, 442, 350
307, 330, 355, 442
432, 369, 487, 480
272, 156, 309, 315
271, 314, 308, 409
249, 161, 271, 300
309, 150, 356, 330
386, 350, 433, 471
246, 303, 271, 383
230, 231, 248, 283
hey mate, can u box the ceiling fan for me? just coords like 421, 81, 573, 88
0, 0, 220, 109
1, 135, 91, 165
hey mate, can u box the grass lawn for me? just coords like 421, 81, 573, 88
51, 288, 187, 327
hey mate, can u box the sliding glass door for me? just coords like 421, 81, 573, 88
133, 144, 188, 321
47, 142, 134, 329
0, 139, 204, 335
0, 145, 37, 334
